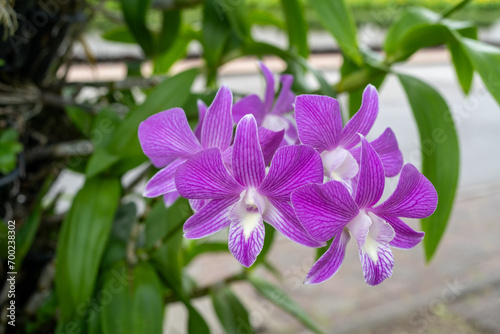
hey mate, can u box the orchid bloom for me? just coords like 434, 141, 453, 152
233, 62, 298, 145
138, 85, 284, 208
295, 85, 403, 191
292, 137, 438, 285
175, 114, 325, 267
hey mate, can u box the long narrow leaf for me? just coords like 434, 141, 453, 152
398, 74, 459, 261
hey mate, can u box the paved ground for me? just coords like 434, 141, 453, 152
162, 54, 500, 333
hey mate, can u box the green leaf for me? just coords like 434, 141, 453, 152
248, 276, 323, 334
65, 106, 93, 133
15, 204, 41, 268
120, 0, 155, 56
107, 68, 198, 158
248, 10, 285, 29
384, 7, 439, 57
55, 177, 121, 321
157, 10, 181, 55
85, 147, 120, 178
101, 202, 137, 269
211, 286, 253, 334
102, 26, 136, 44
91, 108, 122, 150
0, 128, 23, 174
448, 39, 474, 94
255, 223, 275, 265
202, 0, 231, 68
101, 262, 164, 334
281, 0, 309, 58
309, 0, 361, 65
459, 38, 500, 106
154, 29, 193, 75
187, 306, 210, 334
398, 74, 459, 261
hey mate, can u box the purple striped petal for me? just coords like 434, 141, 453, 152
340, 85, 379, 149
175, 148, 244, 199
373, 164, 438, 218
258, 127, 285, 165
355, 137, 385, 209
232, 94, 265, 125
189, 199, 209, 213
194, 99, 207, 140
232, 115, 266, 187
258, 145, 324, 201
138, 108, 202, 160
272, 74, 294, 115
144, 159, 186, 197
348, 213, 395, 286
163, 191, 180, 207
360, 242, 394, 286
377, 214, 425, 249
291, 181, 359, 242
259, 61, 275, 114
201, 85, 233, 151
228, 199, 265, 267
350, 128, 403, 178
150, 156, 175, 169
183, 196, 240, 239
304, 230, 350, 284
295, 95, 343, 151
264, 198, 325, 247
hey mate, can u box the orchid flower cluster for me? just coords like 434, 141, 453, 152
138, 63, 438, 286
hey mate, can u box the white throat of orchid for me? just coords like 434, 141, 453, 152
230, 188, 266, 241
321, 147, 359, 185
346, 211, 395, 264
262, 114, 289, 132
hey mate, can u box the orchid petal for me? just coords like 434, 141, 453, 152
272, 74, 294, 115
258, 127, 285, 165
232, 94, 265, 125
138, 108, 202, 160
340, 85, 379, 149
348, 213, 395, 286
194, 99, 207, 140
304, 230, 350, 284
350, 128, 403, 177
228, 197, 265, 267
201, 85, 233, 151
259, 61, 275, 114
264, 198, 325, 247
295, 95, 343, 151
355, 137, 385, 209
150, 156, 175, 169
258, 145, 323, 201
377, 214, 425, 249
183, 196, 240, 239
163, 191, 180, 207
233, 115, 266, 187
143, 159, 186, 197
189, 199, 209, 213
291, 181, 359, 242
175, 148, 244, 199
373, 164, 438, 218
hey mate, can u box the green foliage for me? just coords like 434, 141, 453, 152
13, 0, 500, 332
398, 74, 460, 261
211, 286, 253, 334
249, 276, 324, 334
0, 129, 23, 174
55, 177, 121, 321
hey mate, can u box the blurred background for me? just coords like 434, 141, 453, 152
1, 0, 499, 333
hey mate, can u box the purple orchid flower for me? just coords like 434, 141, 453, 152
175, 114, 325, 267
295, 85, 403, 191
138, 85, 284, 208
233, 62, 298, 145
291, 137, 438, 285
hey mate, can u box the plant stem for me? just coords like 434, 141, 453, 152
440, 0, 472, 20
